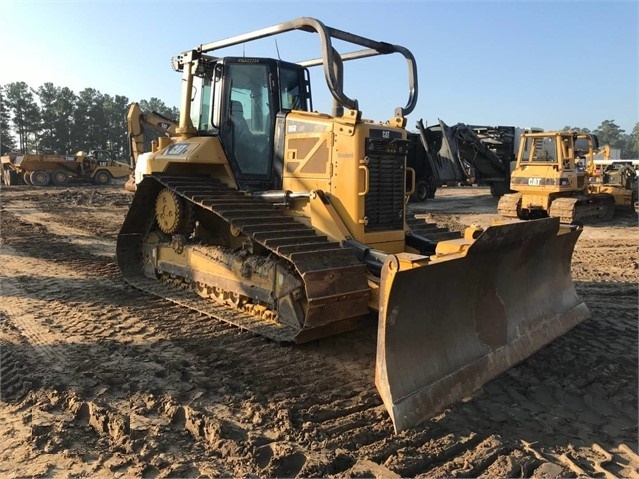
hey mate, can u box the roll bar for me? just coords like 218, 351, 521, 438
177, 17, 418, 117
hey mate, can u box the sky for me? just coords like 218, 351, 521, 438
0, 0, 637, 134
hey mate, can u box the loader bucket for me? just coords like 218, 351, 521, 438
376, 217, 589, 432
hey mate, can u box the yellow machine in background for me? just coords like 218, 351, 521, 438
498, 131, 637, 222
125, 102, 177, 191
1, 149, 129, 186
117, 18, 589, 432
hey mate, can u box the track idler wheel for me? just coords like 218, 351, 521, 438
155, 188, 195, 235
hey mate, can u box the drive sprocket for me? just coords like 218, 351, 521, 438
155, 187, 194, 235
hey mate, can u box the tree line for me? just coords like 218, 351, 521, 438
562, 120, 639, 159
0, 82, 178, 158
1, 81, 638, 159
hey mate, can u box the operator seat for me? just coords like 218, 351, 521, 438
230, 100, 262, 173
231, 101, 251, 140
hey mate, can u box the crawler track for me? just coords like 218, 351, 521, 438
549, 194, 616, 223
117, 175, 370, 343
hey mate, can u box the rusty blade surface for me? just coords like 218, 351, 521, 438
376, 217, 589, 432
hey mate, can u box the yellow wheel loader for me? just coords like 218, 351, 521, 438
498, 130, 637, 222
116, 18, 589, 432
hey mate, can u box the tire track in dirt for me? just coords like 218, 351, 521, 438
1, 186, 637, 478
1, 204, 359, 476
1, 207, 249, 474
0, 261, 241, 474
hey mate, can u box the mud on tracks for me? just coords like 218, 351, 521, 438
0, 184, 637, 478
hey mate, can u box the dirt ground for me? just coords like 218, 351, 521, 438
0, 183, 637, 478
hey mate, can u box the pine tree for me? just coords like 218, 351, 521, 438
0, 86, 17, 155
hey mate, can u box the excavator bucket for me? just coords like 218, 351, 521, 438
376, 217, 589, 432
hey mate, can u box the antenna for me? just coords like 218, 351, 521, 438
275, 38, 281, 60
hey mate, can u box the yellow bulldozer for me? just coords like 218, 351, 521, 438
117, 18, 589, 433
498, 130, 638, 222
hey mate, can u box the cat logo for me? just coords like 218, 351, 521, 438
528, 177, 542, 186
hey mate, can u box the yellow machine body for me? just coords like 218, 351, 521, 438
117, 18, 590, 432
499, 130, 637, 222
1, 150, 129, 186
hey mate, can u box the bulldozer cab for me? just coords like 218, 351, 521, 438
511, 131, 602, 200
518, 135, 559, 164
517, 132, 597, 169
187, 57, 310, 188
167, 18, 418, 193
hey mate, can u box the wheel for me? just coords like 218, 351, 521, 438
23, 171, 33, 185
411, 180, 430, 202
93, 170, 112, 185
51, 169, 70, 186
30, 170, 51, 187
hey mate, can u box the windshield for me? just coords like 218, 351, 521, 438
521, 137, 557, 162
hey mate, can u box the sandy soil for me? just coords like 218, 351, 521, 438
0, 183, 637, 478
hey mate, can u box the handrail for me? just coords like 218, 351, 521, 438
177, 17, 418, 117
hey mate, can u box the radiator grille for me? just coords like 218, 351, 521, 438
364, 138, 407, 232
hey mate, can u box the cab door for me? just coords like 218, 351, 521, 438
218, 61, 275, 188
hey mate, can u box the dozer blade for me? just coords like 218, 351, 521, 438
376, 217, 589, 433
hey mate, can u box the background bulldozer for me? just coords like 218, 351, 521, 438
498, 130, 638, 223
117, 17, 589, 432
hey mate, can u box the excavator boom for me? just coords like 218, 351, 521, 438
127, 102, 178, 166
125, 103, 177, 191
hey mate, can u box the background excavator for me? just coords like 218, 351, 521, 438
117, 17, 589, 432
498, 130, 638, 222
125, 102, 177, 191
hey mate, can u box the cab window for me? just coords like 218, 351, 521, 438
525, 137, 557, 162
226, 63, 273, 176
279, 67, 309, 111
